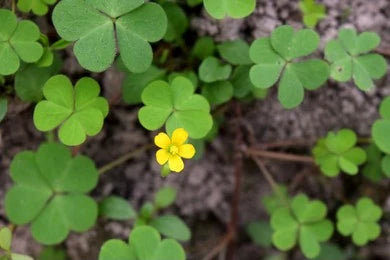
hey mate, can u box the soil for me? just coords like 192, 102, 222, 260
0, 0, 390, 260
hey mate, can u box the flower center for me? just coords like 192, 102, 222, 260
169, 145, 179, 155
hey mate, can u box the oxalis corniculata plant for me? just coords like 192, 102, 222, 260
0, 0, 389, 259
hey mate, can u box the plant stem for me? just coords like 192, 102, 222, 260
11, 0, 15, 12
98, 144, 153, 174
46, 130, 55, 143
247, 147, 315, 163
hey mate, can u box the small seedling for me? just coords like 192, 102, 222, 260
299, 0, 326, 28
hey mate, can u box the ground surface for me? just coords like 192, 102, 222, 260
0, 0, 390, 259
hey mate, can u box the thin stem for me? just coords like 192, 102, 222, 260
247, 148, 315, 164
11, 0, 15, 13
46, 130, 55, 143
98, 144, 153, 174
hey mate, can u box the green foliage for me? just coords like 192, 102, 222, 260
15, 55, 62, 102
138, 76, 213, 139
38, 247, 67, 260
201, 81, 233, 105
0, 98, 7, 122
249, 25, 329, 108
150, 215, 191, 241
33, 75, 109, 146
325, 28, 387, 90
198, 57, 232, 83
246, 220, 273, 247
372, 96, 390, 154
336, 197, 382, 246
35, 35, 70, 68
163, 2, 188, 42
217, 40, 252, 65
17, 0, 57, 16
52, 0, 167, 73
154, 187, 177, 209
203, 0, 256, 19
313, 243, 346, 260
122, 65, 166, 105
262, 185, 289, 214
191, 36, 215, 60
5, 143, 99, 245
271, 194, 334, 259
313, 129, 366, 177
187, 0, 202, 7
0, 9, 43, 75
299, 0, 326, 28
362, 144, 387, 182
99, 226, 186, 260
99, 196, 136, 221
0, 227, 11, 252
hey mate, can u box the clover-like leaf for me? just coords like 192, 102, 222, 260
138, 76, 213, 139
5, 143, 98, 245
203, 0, 256, 19
313, 129, 367, 177
271, 194, 333, 259
53, 0, 167, 73
336, 197, 382, 246
262, 185, 289, 215
325, 28, 387, 90
299, 0, 326, 28
201, 81, 233, 105
362, 144, 387, 182
99, 196, 136, 221
249, 25, 329, 108
191, 36, 215, 60
33, 75, 109, 146
217, 39, 252, 65
246, 220, 273, 247
372, 96, 390, 154
99, 226, 186, 260
199, 57, 232, 83
150, 215, 191, 241
0, 9, 43, 75
163, 2, 188, 42
17, 0, 57, 16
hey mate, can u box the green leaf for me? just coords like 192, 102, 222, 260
33, 75, 109, 146
5, 143, 99, 245
152, 239, 185, 260
313, 243, 346, 260
163, 3, 188, 42
15, 55, 62, 102
299, 226, 321, 259
299, 0, 326, 28
191, 36, 215, 60
10, 254, 34, 260
381, 155, 390, 177
17, 0, 57, 16
372, 120, 390, 154
130, 226, 161, 260
203, 0, 256, 19
122, 65, 166, 105
150, 215, 191, 241
139, 202, 155, 219
201, 81, 233, 105
198, 57, 232, 83
99, 196, 136, 220
99, 240, 136, 260
154, 187, 177, 208
0, 227, 12, 251
50, 39, 71, 50
379, 96, 390, 119
139, 77, 213, 139
246, 221, 273, 247
0, 98, 7, 122
0, 9, 43, 75
217, 40, 252, 65
187, 0, 202, 7
262, 185, 289, 214
53, 0, 167, 73
231, 65, 255, 98
38, 247, 67, 260
326, 129, 356, 154
362, 144, 385, 182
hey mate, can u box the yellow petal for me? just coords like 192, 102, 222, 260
154, 133, 171, 149
171, 128, 188, 146
179, 144, 195, 159
168, 154, 184, 172
156, 149, 169, 165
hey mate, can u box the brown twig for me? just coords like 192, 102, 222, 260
247, 148, 315, 164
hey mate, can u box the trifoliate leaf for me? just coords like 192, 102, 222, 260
139, 76, 213, 139
325, 28, 387, 90
299, 0, 326, 28
217, 39, 252, 65
336, 197, 382, 246
17, 0, 57, 16
33, 75, 109, 146
246, 220, 273, 247
199, 57, 232, 83
191, 36, 215, 60
249, 26, 328, 109
231, 65, 255, 98
0, 9, 43, 75
53, 0, 167, 73
362, 144, 386, 182
5, 143, 98, 245
262, 185, 289, 215
203, 0, 256, 19
201, 81, 233, 105
99, 196, 136, 220
150, 215, 191, 241
163, 2, 188, 42
372, 96, 390, 154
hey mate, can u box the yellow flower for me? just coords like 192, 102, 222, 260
154, 128, 196, 173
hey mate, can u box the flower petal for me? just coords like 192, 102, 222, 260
179, 144, 195, 159
171, 128, 188, 146
168, 154, 184, 172
156, 149, 169, 165
154, 133, 171, 149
